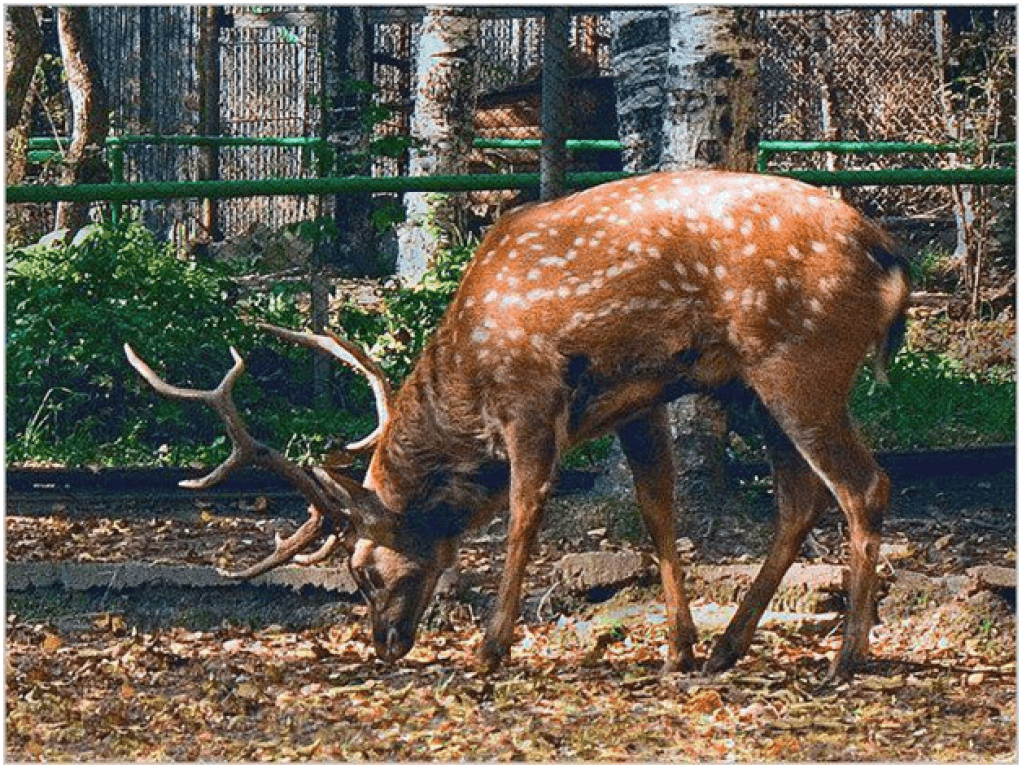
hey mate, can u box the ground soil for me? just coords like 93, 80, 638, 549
5, 460, 1016, 762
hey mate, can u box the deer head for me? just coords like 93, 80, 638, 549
124, 324, 448, 662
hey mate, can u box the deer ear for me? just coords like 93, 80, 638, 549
312, 467, 398, 544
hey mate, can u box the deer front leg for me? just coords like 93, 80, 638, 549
478, 421, 558, 672
618, 406, 698, 674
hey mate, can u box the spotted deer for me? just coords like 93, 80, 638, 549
127, 170, 910, 680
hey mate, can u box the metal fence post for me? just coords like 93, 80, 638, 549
540, 8, 570, 202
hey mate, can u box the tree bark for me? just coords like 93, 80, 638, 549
395, 7, 479, 283
196, 6, 222, 241
55, 7, 110, 236
610, 7, 760, 520
609, 10, 670, 170
5, 6, 43, 186
661, 6, 760, 172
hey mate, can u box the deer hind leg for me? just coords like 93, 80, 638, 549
749, 370, 890, 680
705, 402, 831, 674
478, 419, 558, 673
618, 405, 698, 674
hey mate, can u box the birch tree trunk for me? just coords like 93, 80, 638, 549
661, 6, 759, 172
395, 7, 479, 283
55, 7, 110, 236
608, 7, 760, 519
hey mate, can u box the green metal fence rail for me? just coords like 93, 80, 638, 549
757, 139, 1016, 186
5, 171, 631, 205
9, 136, 1015, 206
26, 135, 622, 166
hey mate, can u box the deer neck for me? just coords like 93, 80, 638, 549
363, 340, 509, 539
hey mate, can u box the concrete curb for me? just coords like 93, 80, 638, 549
5, 560, 358, 594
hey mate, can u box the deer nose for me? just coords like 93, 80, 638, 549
374, 625, 413, 662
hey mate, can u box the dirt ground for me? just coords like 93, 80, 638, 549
5, 463, 1017, 762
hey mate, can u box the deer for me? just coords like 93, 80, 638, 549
126, 169, 911, 681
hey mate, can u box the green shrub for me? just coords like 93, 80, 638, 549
337, 242, 475, 382
5, 221, 358, 466
851, 347, 1015, 450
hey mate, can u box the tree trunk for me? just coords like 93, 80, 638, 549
196, 6, 222, 242
326, 6, 378, 275
661, 6, 759, 172
609, 10, 671, 170
395, 7, 478, 283
609, 7, 760, 521
55, 7, 110, 236
5, 6, 43, 186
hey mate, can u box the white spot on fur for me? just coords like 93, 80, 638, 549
787, 244, 802, 259
695, 262, 709, 276
769, 215, 781, 231
811, 241, 827, 254
484, 289, 499, 303
708, 191, 731, 220
471, 328, 489, 344
501, 294, 525, 308
714, 265, 727, 280
742, 243, 758, 257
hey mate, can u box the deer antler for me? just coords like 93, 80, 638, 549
124, 343, 357, 579
257, 323, 394, 451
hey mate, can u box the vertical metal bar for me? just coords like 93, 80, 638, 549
540, 8, 570, 201
108, 137, 124, 224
